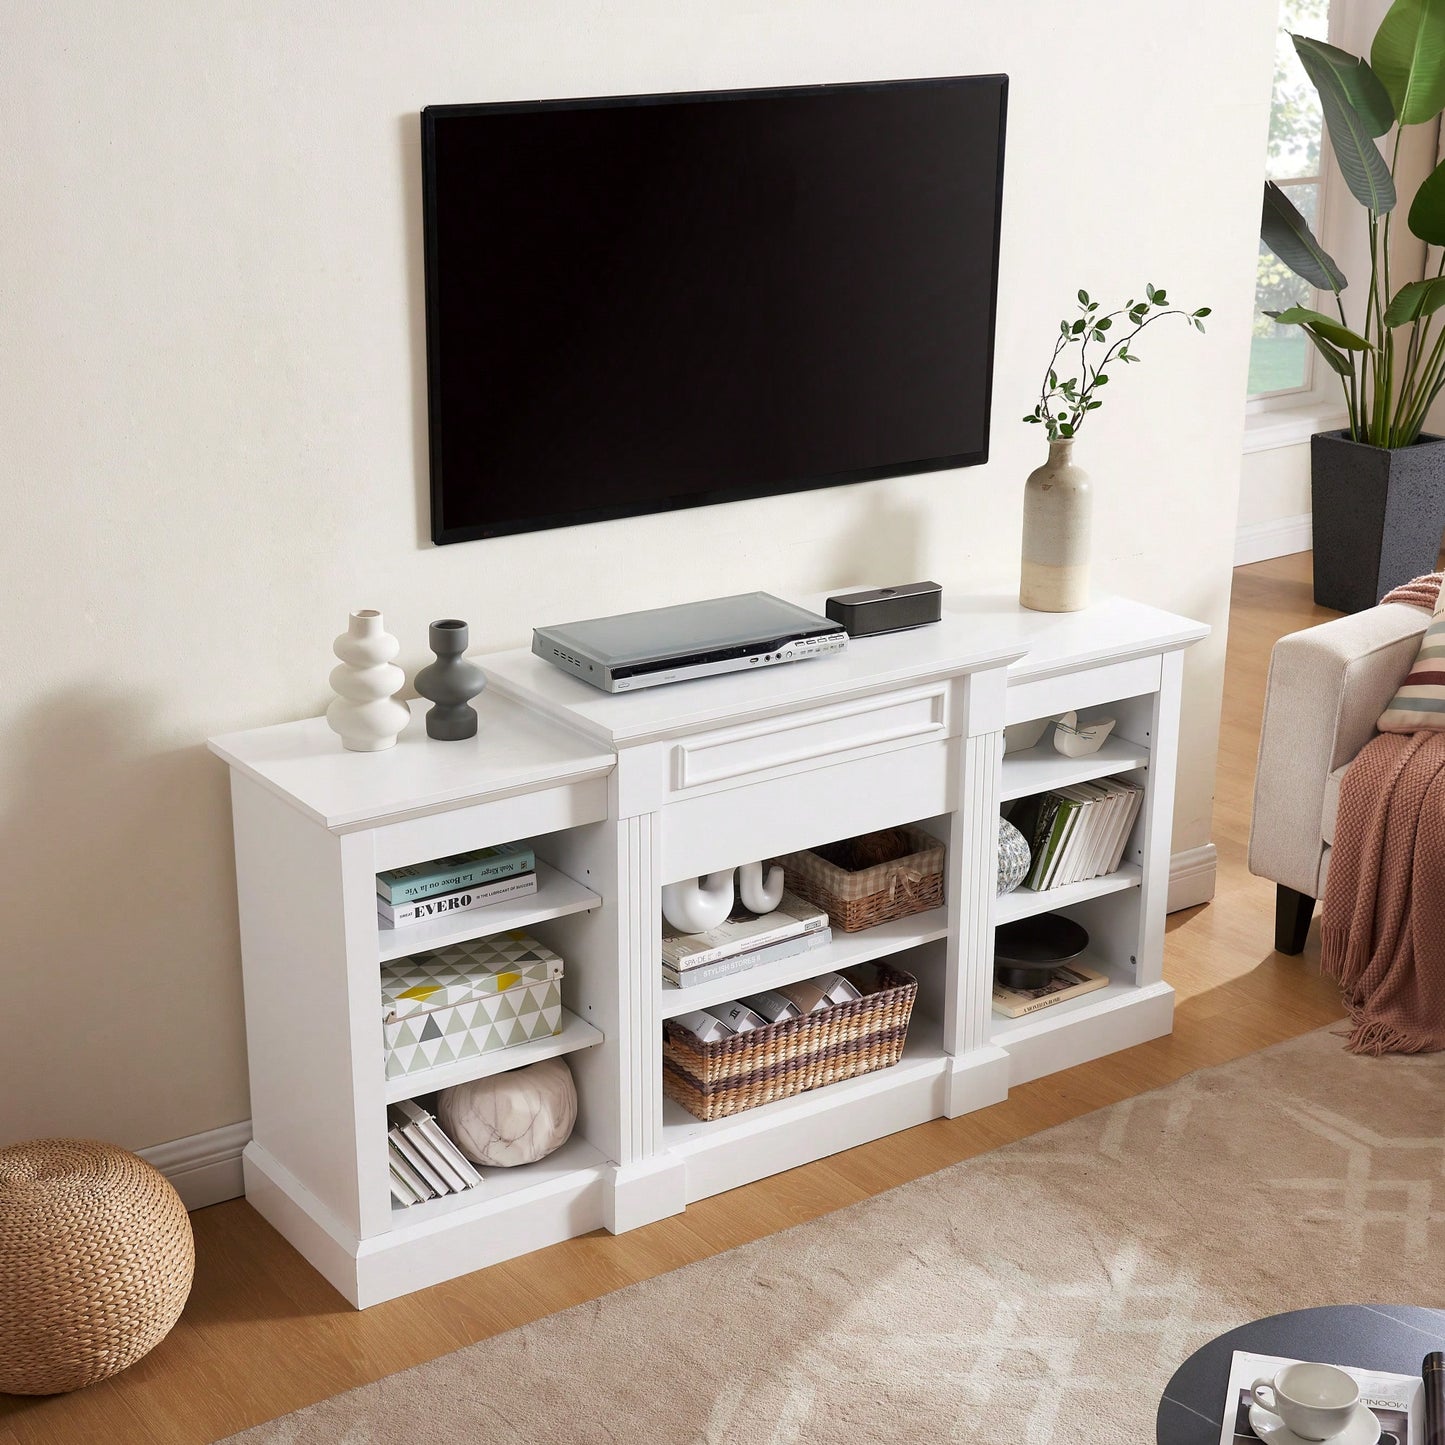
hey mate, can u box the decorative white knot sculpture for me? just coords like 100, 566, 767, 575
325, 609, 410, 752
661, 860, 785, 933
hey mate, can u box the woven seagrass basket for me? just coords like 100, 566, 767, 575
0, 1139, 194, 1395
774, 825, 944, 932
662, 962, 918, 1121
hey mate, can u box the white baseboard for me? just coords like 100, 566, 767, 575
139, 846, 1220, 1210
1235, 513, 1312, 566
140, 1119, 251, 1210
1168, 842, 1218, 913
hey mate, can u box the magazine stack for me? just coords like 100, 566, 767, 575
662, 893, 831, 990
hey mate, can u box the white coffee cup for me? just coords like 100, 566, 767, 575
1251, 1362, 1360, 1441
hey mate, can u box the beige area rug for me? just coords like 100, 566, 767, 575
229, 1030, 1445, 1444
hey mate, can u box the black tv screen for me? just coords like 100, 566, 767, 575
422, 75, 1007, 544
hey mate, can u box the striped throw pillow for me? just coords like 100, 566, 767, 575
1378, 597, 1445, 733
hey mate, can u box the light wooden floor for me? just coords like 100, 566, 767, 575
0, 552, 1348, 1445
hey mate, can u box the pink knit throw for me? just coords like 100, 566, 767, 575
1380, 572, 1443, 611
1322, 728, 1445, 1053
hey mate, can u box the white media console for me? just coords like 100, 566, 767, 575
208, 592, 1207, 1307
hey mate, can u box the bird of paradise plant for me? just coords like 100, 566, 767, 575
1261, 0, 1445, 447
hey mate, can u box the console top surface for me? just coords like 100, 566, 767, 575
485, 591, 1207, 749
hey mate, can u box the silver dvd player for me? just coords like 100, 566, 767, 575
532, 592, 848, 693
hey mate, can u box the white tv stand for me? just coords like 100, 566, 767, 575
208, 593, 1206, 1307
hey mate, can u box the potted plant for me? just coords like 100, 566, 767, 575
1259, 0, 1445, 612
1020, 286, 1208, 612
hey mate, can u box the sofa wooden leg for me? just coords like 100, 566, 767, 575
1275, 885, 1315, 955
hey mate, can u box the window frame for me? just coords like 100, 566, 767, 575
1247, 0, 1344, 414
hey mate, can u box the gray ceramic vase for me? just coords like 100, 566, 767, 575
415, 619, 486, 740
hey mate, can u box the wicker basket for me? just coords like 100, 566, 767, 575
774, 825, 944, 932
662, 963, 918, 1121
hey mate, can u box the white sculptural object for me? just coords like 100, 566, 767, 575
325, 609, 410, 752
661, 860, 786, 932
436, 1056, 577, 1168
661, 869, 737, 933
737, 859, 784, 914
1051, 710, 1117, 758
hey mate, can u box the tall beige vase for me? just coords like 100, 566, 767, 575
1020, 438, 1091, 612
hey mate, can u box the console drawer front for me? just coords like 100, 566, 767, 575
1005, 655, 1161, 726
668, 685, 950, 800
662, 737, 955, 883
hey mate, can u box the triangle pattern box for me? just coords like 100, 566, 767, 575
382, 931, 565, 1081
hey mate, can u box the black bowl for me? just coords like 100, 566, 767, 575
994, 913, 1089, 990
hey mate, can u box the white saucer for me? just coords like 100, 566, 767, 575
1248, 1402, 1380, 1444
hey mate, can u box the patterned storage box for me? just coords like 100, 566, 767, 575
381, 930, 564, 1080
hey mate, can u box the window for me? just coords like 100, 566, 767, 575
1248, 0, 1332, 400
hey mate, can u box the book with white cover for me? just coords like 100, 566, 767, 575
390, 1164, 421, 1207
388, 1148, 434, 1203
1049, 787, 1098, 887
389, 1128, 451, 1196
1218, 1351, 1420, 1444
662, 893, 828, 969
1106, 780, 1144, 873
391, 1100, 483, 1189
1078, 781, 1121, 881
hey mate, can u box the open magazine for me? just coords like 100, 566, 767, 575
1220, 1351, 1423, 1444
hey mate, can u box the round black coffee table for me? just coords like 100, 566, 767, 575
1157, 1305, 1445, 1443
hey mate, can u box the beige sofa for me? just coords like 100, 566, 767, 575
1249, 600, 1430, 952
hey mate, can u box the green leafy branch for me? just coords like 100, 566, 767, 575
1023, 285, 1210, 441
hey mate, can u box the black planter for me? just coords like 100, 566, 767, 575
1311, 430, 1445, 613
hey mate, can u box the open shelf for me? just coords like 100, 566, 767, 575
388, 1133, 609, 1228
999, 733, 1150, 802
658, 906, 949, 1018
384, 1007, 602, 1104
989, 954, 1139, 1044
994, 861, 1142, 925
377, 859, 600, 962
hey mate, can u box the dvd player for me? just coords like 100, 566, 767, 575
532, 592, 848, 693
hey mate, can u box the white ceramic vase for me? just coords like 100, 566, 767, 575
1020, 438, 1092, 613
325, 609, 410, 752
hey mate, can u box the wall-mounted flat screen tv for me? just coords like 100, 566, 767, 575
422, 75, 1007, 544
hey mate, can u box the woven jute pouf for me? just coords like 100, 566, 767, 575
0, 1139, 194, 1395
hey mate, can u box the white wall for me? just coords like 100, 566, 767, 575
0, 1, 1274, 1153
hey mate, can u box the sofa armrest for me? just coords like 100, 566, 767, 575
1248, 602, 1428, 898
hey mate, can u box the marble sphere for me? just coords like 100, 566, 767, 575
436, 1056, 578, 1168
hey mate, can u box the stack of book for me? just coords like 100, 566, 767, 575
992, 961, 1109, 1018
1009, 777, 1143, 893
662, 893, 831, 989
387, 1098, 483, 1207
377, 841, 536, 930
